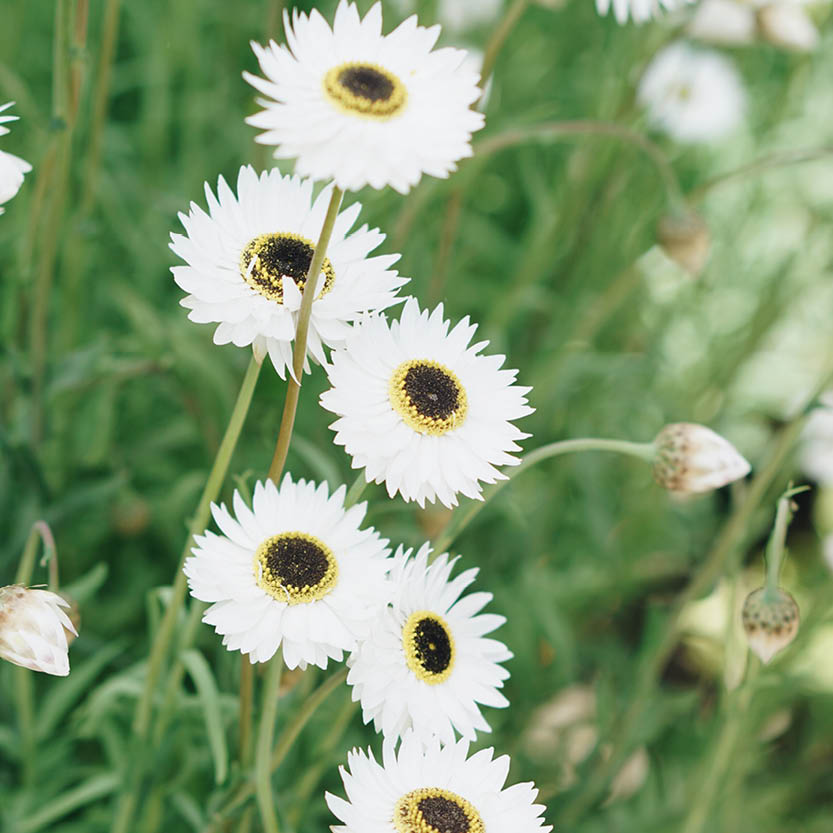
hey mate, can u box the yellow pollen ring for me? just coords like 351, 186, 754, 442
402, 610, 455, 685
389, 359, 468, 437
253, 531, 338, 605
239, 232, 336, 304
393, 787, 485, 833
323, 61, 407, 119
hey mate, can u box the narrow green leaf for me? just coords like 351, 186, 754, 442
182, 649, 229, 785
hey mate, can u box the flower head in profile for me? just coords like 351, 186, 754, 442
653, 422, 751, 494
170, 167, 406, 379
184, 475, 391, 670
638, 42, 746, 143
244, 1, 484, 193
320, 298, 534, 508
742, 587, 799, 663
347, 543, 511, 745
326, 731, 552, 833
0, 102, 32, 216
596, 0, 694, 24
0, 585, 77, 676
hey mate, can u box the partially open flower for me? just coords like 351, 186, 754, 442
0, 585, 77, 676
653, 423, 751, 494
742, 587, 799, 663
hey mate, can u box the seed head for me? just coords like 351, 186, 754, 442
741, 587, 799, 664
653, 423, 751, 494
657, 212, 711, 276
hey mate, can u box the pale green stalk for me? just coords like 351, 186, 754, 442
763, 486, 807, 602
255, 655, 284, 833
344, 471, 369, 508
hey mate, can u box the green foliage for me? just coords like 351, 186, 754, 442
2, 0, 833, 831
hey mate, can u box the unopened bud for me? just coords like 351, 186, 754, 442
742, 587, 799, 664
653, 423, 751, 494
0, 585, 78, 676
688, 0, 757, 46
758, 4, 820, 52
657, 212, 711, 276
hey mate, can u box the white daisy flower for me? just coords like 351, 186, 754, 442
243, 0, 485, 194
320, 297, 534, 509
0, 102, 32, 216
799, 406, 833, 485
0, 585, 77, 676
170, 166, 406, 379
596, 0, 694, 24
347, 543, 511, 745
326, 731, 552, 833
638, 42, 747, 143
184, 475, 391, 670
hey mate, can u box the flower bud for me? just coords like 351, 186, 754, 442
758, 4, 820, 52
688, 0, 757, 46
653, 423, 751, 494
0, 585, 77, 676
741, 587, 799, 663
657, 212, 711, 276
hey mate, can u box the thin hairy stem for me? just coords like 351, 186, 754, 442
255, 655, 284, 833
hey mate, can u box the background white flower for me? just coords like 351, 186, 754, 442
0, 585, 77, 676
638, 42, 747, 143
326, 731, 552, 833
0, 102, 32, 216
244, 0, 484, 193
799, 406, 833, 485
321, 297, 534, 508
184, 476, 391, 669
348, 543, 511, 744
596, 0, 694, 24
170, 166, 406, 379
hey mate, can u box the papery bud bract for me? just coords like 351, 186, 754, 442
657, 212, 711, 276
741, 587, 799, 664
653, 423, 751, 494
758, 4, 820, 52
0, 585, 77, 676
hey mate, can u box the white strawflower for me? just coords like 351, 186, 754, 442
596, 0, 694, 24
0, 102, 32, 216
438, 0, 504, 31
653, 423, 751, 494
347, 543, 511, 745
184, 475, 391, 670
170, 166, 406, 379
326, 731, 552, 833
0, 585, 77, 676
244, 1, 485, 194
688, 0, 757, 44
320, 297, 534, 508
799, 406, 833, 485
638, 42, 746, 143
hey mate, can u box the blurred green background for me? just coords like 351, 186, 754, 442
2, 0, 833, 830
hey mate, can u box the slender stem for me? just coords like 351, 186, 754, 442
427, 189, 463, 305
763, 486, 807, 601
559, 403, 820, 824
238, 659, 255, 768
344, 471, 368, 509
15, 524, 44, 585
475, 121, 685, 210
14, 668, 35, 785
433, 438, 655, 553
478, 0, 530, 94
267, 186, 344, 482
111, 356, 262, 833
255, 655, 284, 833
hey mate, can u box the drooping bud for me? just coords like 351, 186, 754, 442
0, 585, 77, 676
653, 423, 751, 494
656, 212, 711, 276
758, 4, 820, 52
742, 587, 799, 663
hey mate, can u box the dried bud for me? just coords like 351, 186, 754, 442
657, 212, 711, 276
653, 423, 751, 494
742, 587, 799, 664
758, 4, 820, 52
0, 585, 78, 676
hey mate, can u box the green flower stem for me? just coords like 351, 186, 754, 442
267, 186, 344, 483
238, 659, 255, 768
478, 0, 530, 95
344, 471, 369, 508
559, 403, 820, 825
763, 485, 807, 602
111, 354, 262, 833
255, 655, 284, 833
203, 669, 348, 832
433, 438, 655, 554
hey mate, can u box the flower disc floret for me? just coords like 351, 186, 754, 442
402, 610, 455, 684
323, 62, 408, 118
254, 532, 338, 604
390, 359, 468, 436
394, 788, 484, 833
